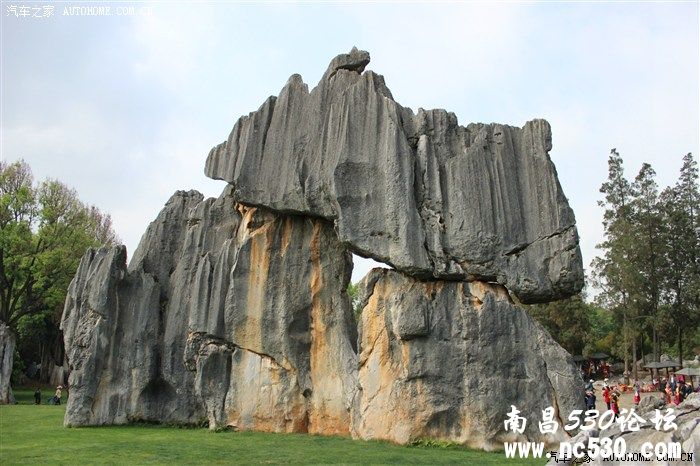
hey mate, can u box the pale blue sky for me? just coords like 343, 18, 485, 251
2, 1, 698, 283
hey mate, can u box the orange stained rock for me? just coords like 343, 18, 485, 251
239, 210, 272, 353
307, 221, 351, 435
467, 280, 512, 305
279, 216, 294, 256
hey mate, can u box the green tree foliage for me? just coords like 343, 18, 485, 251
527, 289, 616, 358
591, 149, 641, 376
526, 293, 594, 356
0, 160, 118, 381
347, 282, 363, 321
629, 163, 665, 367
590, 151, 699, 376
585, 306, 616, 356
658, 153, 700, 366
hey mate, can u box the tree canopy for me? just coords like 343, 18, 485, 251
0, 160, 118, 382
531, 151, 700, 377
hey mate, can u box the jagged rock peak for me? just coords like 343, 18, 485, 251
205, 49, 584, 303
324, 47, 371, 79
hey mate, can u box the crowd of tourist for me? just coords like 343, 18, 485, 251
584, 372, 697, 416
581, 360, 611, 380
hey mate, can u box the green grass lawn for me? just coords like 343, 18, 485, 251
1, 390, 545, 465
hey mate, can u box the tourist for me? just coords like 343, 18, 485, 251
54, 385, 63, 405
633, 386, 640, 406
34, 387, 41, 405
669, 374, 677, 392
679, 383, 686, 402
674, 386, 681, 406
611, 392, 620, 420
683, 382, 693, 401
664, 384, 673, 404
585, 390, 596, 411
603, 385, 611, 410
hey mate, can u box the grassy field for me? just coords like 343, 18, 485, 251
1, 390, 545, 465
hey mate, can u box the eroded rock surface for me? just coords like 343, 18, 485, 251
353, 269, 582, 449
61, 189, 357, 431
205, 48, 583, 303
62, 49, 587, 449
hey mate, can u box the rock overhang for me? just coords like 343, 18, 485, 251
204, 47, 584, 303
60, 49, 588, 448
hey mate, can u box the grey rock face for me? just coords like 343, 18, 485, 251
353, 268, 583, 449
61, 189, 357, 432
184, 201, 358, 434
205, 48, 583, 303
0, 321, 15, 404
62, 188, 583, 446
62, 49, 586, 448
62, 189, 224, 425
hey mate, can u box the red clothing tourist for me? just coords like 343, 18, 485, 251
611, 393, 620, 420
603, 386, 611, 410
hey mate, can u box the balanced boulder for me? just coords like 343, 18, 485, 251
62, 49, 586, 448
205, 48, 583, 303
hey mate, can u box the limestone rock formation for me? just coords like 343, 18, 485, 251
353, 269, 582, 449
62, 189, 357, 430
0, 321, 15, 404
62, 49, 588, 448
205, 47, 583, 304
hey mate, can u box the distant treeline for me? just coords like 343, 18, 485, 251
528, 151, 700, 378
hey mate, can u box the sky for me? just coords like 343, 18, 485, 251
2, 1, 699, 285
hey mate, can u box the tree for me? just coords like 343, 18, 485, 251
0, 160, 118, 402
592, 150, 700, 379
526, 292, 594, 356
629, 163, 665, 369
347, 282, 363, 320
591, 149, 641, 378
659, 153, 700, 366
